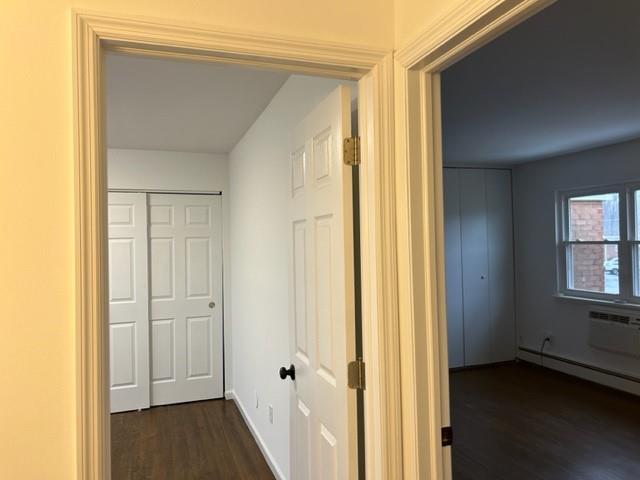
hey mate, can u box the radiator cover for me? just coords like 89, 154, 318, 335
589, 312, 640, 357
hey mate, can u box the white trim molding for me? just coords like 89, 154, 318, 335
72, 10, 400, 480
393, 1, 555, 478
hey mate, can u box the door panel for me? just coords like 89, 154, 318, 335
150, 238, 174, 300
149, 194, 223, 405
151, 318, 175, 382
460, 169, 492, 366
289, 85, 356, 480
486, 170, 516, 362
108, 192, 150, 413
443, 168, 465, 368
110, 322, 136, 387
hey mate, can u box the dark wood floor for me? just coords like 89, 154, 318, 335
451, 362, 640, 480
111, 399, 274, 480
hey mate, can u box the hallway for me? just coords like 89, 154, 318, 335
111, 399, 274, 479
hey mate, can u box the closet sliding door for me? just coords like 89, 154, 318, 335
443, 168, 515, 368
108, 192, 150, 413
148, 194, 224, 405
444, 169, 465, 368
107, 192, 224, 412
459, 170, 493, 366
486, 171, 516, 363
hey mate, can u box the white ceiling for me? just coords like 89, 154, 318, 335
442, 0, 640, 165
105, 53, 290, 153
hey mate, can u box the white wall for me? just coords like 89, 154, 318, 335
513, 138, 640, 388
108, 148, 228, 191
107, 148, 233, 389
228, 75, 348, 479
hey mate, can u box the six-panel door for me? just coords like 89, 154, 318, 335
108, 192, 150, 413
148, 194, 224, 405
108, 192, 224, 412
289, 85, 357, 480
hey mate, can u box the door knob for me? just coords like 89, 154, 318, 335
279, 364, 295, 381
209, 301, 215, 308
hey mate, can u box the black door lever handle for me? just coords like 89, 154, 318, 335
279, 364, 295, 381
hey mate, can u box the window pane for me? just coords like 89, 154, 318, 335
568, 244, 619, 294
569, 193, 619, 241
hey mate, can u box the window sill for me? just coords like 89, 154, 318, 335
554, 293, 640, 311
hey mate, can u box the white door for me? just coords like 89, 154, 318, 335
288, 85, 357, 480
485, 170, 515, 363
108, 192, 150, 413
148, 194, 224, 405
460, 169, 493, 366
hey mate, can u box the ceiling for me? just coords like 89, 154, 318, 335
441, 0, 640, 165
105, 53, 290, 153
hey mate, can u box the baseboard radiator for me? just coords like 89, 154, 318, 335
588, 310, 640, 357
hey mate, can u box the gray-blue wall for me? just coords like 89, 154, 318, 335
513, 138, 640, 384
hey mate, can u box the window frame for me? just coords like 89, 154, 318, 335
626, 183, 640, 298
557, 184, 631, 303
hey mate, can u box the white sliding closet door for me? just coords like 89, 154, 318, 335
148, 194, 224, 405
444, 169, 464, 368
459, 169, 492, 366
444, 168, 515, 367
486, 170, 516, 362
108, 192, 150, 413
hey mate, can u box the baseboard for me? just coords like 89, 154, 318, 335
225, 389, 286, 480
517, 347, 640, 396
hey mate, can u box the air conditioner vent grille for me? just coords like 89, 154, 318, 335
589, 311, 630, 324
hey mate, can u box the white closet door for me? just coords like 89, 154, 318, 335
148, 194, 224, 405
108, 192, 150, 413
486, 170, 515, 363
288, 85, 356, 480
460, 169, 493, 366
443, 169, 464, 368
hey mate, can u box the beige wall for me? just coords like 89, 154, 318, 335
395, 0, 464, 48
0, 0, 462, 478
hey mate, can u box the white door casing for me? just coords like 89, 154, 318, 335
108, 192, 150, 413
289, 85, 357, 480
148, 194, 224, 405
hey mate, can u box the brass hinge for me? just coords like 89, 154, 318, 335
441, 426, 453, 447
343, 136, 361, 166
347, 358, 366, 390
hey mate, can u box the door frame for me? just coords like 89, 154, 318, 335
393, 0, 556, 478
72, 10, 399, 480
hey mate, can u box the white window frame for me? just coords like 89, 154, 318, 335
556, 183, 640, 304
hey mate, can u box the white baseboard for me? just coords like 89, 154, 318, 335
225, 389, 286, 480
517, 347, 640, 396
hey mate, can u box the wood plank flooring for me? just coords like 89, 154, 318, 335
111, 399, 275, 480
451, 362, 640, 480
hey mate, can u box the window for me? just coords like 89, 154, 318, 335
558, 184, 640, 303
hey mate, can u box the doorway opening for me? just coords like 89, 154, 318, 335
104, 52, 364, 479
438, 0, 640, 478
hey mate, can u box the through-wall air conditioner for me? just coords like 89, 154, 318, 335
588, 310, 640, 357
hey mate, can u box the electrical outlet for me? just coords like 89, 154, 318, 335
268, 405, 274, 424
255, 391, 259, 409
